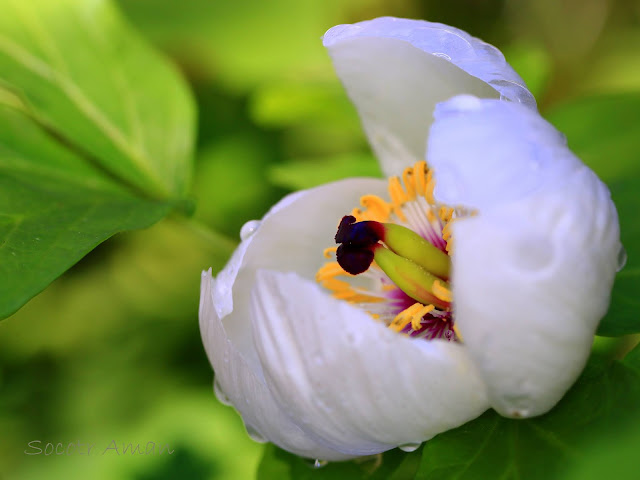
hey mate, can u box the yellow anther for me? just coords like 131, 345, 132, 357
432, 280, 452, 303
445, 239, 454, 254
439, 206, 454, 222
388, 176, 409, 206
410, 304, 435, 330
315, 262, 346, 282
414, 161, 428, 196
410, 318, 422, 331
316, 263, 386, 305
389, 302, 437, 332
323, 247, 337, 259
402, 167, 417, 200
425, 169, 436, 205
441, 222, 453, 242
360, 195, 391, 222
350, 207, 364, 222
386, 175, 410, 222
452, 323, 463, 342
390, 314, 411, 332
390, 303, 425, 332
321, 277, 351, 291
334, 291, 383, 303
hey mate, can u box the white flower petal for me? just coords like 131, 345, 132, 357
209, 178, 386, 370
201, 179, 387, 458
199, 269, 352, 460
250, 270, 489, 455
428, 97, 621, 417
323, 17, 534, 177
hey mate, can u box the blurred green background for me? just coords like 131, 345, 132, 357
1, 0, 639, 479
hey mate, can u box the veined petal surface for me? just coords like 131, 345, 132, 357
251, 270, 489, 455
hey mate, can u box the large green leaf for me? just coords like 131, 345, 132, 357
415, 349, 640, 480
0, 0, 195, 318
257, 443, 417, 480
0, 0, 194, 197
597, 175, 640, 336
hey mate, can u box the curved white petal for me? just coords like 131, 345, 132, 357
428, 97, 621, 417
199, 269, 352, 460
209, 178, 386, 370
200, 179, 388, 458
323, 17, 535, 177
250, 270, 489, 456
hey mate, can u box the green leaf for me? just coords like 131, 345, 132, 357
415, 354, 640, 480
257, 443, 412, 480
545, 93, 640, 182
597, 176, 640, 336
0, 0, 195, 318
559, 344, 640, 480
0, 0, 194, 198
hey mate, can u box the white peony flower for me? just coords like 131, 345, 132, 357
199, 17, 621, 461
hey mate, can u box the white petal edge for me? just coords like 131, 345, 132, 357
251, 270, 489, 456
199, 269, 353, 460
323, 17, 535, 177
428, 96, 621, 417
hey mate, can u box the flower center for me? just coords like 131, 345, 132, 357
316, 161, 471, 341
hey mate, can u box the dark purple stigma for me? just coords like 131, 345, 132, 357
335, 215, 384, 275
336, 243, 377, 275
334, 215, 384, 246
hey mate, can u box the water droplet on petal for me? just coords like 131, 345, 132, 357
304, 458, 328, 468
398, 442, 421, 452
617, 245, 627, 272
245, 424, 268, 443
240, 220, 261, 240
510, 408, 530, 418
432, 52, 451, 61
213, 379, 232, 406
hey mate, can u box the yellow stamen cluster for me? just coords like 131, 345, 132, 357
352, 161, 457, 254
315, 262, 383, 304
317, 160, 466, 337
390, 302, 435, 332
